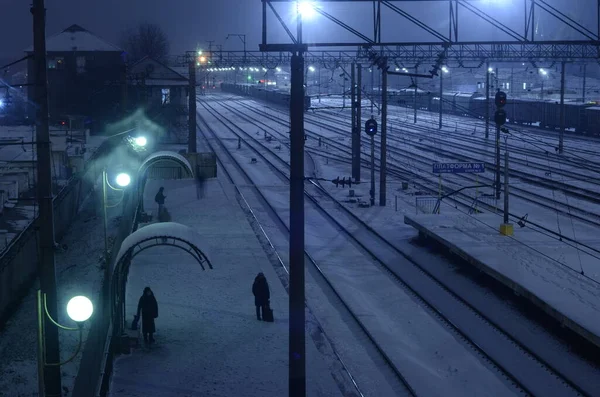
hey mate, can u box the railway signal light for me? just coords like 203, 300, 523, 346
365, 118, 377, 136
494, 109, 507, 126
495, 91, 507, 108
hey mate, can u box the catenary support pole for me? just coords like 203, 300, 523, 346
357, 65, 362, 182
558, 61, 565, 154
370, 134, 375, 206
289, 48, 306, 397
351, 63, 359, 180
496, 121, 501, 199
504, 148, 510, 224
371, 67, 374, 114
485, 62, 490, 138
582, 63, 587, 103
188, 61, 197, 153
102, 169, 109, 268
413, 66, 418, 123
380, 58, 388, 206
438, 69, 443, 129
32, 0, 62, 395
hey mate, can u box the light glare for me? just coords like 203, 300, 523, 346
115, 173, 131, 187
299, 2, 316, 19
66, 296, 93, 322
134, 136, 147, 147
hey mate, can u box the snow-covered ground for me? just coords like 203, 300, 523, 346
108, 177, 343, 397
224, 95, 600, 280
0, 186, 122, 396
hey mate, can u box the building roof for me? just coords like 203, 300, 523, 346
24, 24, 122, 53
128, 57, 188, 86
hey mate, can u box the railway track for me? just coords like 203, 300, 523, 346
228, 98, 600, 231
198, 96, 596, 396
215, 96, 600, 261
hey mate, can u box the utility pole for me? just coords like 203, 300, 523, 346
485, 62, 490, 139
438, 68, 443, 129
370, 67, 374, 114
495, 118, 501, 199
379, 57, 388, 206
188, 60, 197, 153
413, 66, 418, 123
558, 61, 565, 154
122, 63, 128, 117
289, 51, 306, 397
356, 65, 362, 182
32, 0, 62, 395
289, 5, 305, 394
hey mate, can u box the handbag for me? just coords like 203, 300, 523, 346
131, 315, 139, 330
263, 304, 274, 322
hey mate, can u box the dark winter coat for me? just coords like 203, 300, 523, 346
137, 293, 158, 333
252, 274, 270, 307
155, 191, 166, 205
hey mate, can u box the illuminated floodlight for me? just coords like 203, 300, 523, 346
309, 66, 315, 72
197, 50, 203, 55
115, 173, 131, 187
66, 296, 93, 323
248, 75, 252, 80
262, 67, 267, 72
298, 2, 316, 19
134, 136, 147, 147
0, 99, 4, 108
539, 68, 547, 75
276, 67, 282, 72
488, 67, 493, 72
442, 67, 449, 73
402, 68, 408, 72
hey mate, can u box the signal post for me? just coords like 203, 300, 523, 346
494, 91, 512, 236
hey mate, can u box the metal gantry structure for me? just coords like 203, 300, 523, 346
255, 1, 600, 397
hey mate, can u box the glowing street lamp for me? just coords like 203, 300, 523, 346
115, 173, 131, 187
442, 66, 449, 73
298, 2, 316, 19
66, 296, 94, 323
308, 66, 315, 72
37, 292, 94, 395
134, 136, 147, 147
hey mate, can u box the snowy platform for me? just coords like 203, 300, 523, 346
109, 177, 341, 397
404, 213, 600, 349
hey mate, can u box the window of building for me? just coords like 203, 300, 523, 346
523, 82, 527, 90
161, 88, 171, 105
76, 56, 86, 74
48, 57, 65, 70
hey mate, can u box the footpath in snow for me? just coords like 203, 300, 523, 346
108, 177, 341, 397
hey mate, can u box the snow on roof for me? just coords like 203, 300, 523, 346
142, 79, 189, 86
139, 151, 194, 177
115, 222, 212, 269
24, 24, 122, 53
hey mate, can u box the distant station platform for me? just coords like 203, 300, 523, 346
109, 176, 341, 396
404, 213, 600, 349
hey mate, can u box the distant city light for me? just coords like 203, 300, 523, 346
0, 99, 4, 108
488, 67, 493, 72
442, 66, 449, 73
308, 66, 315, 72
395, 67, 400, 72
262, 67, 267, 72
248, 75, 252, 80
276, 67, 282, 72
298, 2, 316, 19
539, 68, 547, 75
402, 68, 408, 72
199, 56, 206, 63
197, 50, 203, 55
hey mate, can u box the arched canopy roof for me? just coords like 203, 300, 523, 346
138, 151, 194, 179
115, 222, 212, 270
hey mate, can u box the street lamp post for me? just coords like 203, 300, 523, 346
101, 170, 132, 269
37, 293, 94, 397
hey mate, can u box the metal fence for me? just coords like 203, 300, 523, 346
469, 194, 499, 214
415, 196, 440, 214
146, 166, 184, 180
0, 137, 118, 327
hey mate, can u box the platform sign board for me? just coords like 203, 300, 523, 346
433, 162, 485, 174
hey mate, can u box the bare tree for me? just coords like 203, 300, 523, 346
120, 23, 170, 64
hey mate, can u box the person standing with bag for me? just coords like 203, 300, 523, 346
155, 187, 166, 220
137, 287, 159, 344
252, 272, 272, 321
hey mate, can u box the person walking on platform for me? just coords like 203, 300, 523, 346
155, 187, 166, 219
137, 287, 159, 344
252, 272, 270, 321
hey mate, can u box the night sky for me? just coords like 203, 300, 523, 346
0, 0, 594, 61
